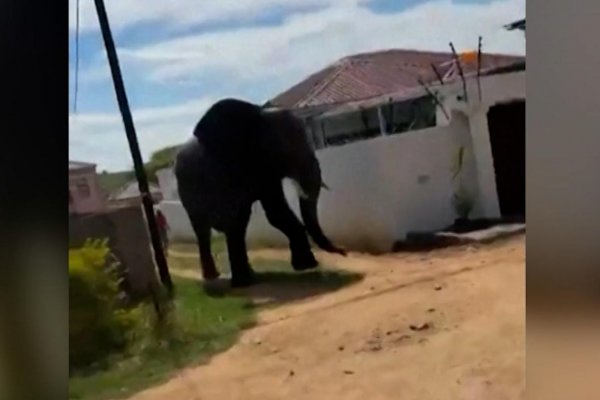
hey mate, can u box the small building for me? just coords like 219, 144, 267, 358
108, 180, 163, 209
69, 161, 107, 215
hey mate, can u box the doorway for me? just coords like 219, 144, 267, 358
486, 100, 525, 219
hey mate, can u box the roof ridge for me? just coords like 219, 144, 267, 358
294, 59, 351, 108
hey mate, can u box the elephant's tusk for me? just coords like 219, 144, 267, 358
291, 179, 309, 199
321, 182, 331, 191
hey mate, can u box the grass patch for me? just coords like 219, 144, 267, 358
69, 275, 255, 400
71, 244, 362, 400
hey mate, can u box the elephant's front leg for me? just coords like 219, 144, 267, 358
260, 183, 318, 271
225, 206, 256, 288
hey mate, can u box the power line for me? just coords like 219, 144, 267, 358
73, 0, 81, 113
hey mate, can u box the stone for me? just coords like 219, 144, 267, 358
409, 322, 431, 331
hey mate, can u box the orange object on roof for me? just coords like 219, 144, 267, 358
459, 51, 478, 63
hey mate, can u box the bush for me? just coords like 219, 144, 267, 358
69, 239, 142, 372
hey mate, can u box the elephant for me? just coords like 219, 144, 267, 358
175, 98, 346, 288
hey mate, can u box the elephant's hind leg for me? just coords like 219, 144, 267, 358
225, 206, 256, 288
260, 184, 318, 271
190, 216, 220, 280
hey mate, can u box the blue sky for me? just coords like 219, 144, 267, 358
68, 0, 525, 171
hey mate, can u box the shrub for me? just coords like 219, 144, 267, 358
69, 239, 142, 372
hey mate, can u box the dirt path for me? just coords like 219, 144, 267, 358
134, 235, 525, 400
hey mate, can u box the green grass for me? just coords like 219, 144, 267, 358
68, 276, 255, 400
70, 242, 363, 400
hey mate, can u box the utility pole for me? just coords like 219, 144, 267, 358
93, 0, 173, 295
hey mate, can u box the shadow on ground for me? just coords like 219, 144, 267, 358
200, 258, 364, 308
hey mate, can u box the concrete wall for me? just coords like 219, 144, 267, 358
159, 118, 475, 253
436, 70, 526, 218
69, 206, 159, 297
69, 166, 107, 215
156, 168, 179, 201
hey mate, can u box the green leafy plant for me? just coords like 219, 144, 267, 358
69, 239, 143, 372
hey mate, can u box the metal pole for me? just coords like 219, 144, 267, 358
449, 42, 468, 103
93, 0, 173, 295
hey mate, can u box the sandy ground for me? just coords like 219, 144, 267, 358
130, 235, 525, 400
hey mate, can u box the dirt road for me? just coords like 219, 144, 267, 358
130, 235, 525, 400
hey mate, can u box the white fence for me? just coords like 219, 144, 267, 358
158, 118, 477, 253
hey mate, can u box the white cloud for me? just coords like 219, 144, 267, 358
69, 0, 364, 33
112, 0, 525, 88
70, 0, 525, 170
69, 98, 217, 171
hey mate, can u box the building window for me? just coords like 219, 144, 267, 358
76, 178, 91, 198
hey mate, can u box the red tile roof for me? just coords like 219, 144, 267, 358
268, 49, 524, 109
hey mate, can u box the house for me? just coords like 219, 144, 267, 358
69, 161, 107, 215
265, 49, 523, 149
108, 180, 163, 209
158, 47, 525, 252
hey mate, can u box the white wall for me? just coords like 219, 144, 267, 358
159, 117, 476, 253
293, 121, 474, 252
159, 199, 195, 241
156, 168, 179, 201
436, 70, 526, 218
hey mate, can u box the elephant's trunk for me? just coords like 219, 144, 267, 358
299, 197, 346, 256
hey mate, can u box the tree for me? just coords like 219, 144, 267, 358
145, 144, 182, 181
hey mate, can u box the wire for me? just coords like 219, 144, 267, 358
73, 0, 81, 113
